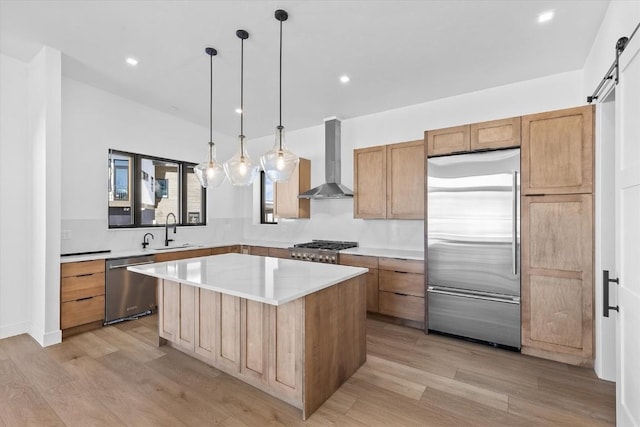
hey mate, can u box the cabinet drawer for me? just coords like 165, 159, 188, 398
248, 246, 270, 256
339, 254, 379, 269
61, 272, 105, 302
379, 291, 424, 322
61, 259, 105, 278
61, 295, 105, 329
155, 248, 212, 262
379, 270, 424, 297
378, 257, 424, 274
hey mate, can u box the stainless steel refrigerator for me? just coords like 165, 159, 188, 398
427, 148, 520, 349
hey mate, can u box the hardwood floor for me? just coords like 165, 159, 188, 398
0, 315, 615, 426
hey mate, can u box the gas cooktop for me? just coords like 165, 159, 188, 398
289, 240, 358, 263
292, 240, 358, 251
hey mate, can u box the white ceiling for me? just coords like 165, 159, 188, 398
0, 1, 609, 139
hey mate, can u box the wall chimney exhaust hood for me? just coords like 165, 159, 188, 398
298, 118, 353, 199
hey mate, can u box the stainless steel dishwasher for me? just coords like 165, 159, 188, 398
105, 255, 157, 325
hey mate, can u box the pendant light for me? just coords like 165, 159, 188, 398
260, 9, 299, 182
194, 47, 226, 188
224, 30, 259, 186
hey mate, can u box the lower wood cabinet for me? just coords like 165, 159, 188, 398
60, 259, 105, 336
339, 254, 379, 312
378, 292, 424, 323
377, 257, 425, 325
521, 194, 593, 366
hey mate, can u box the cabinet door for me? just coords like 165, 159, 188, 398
426, 125, 470, 157
340, 254, 379, 312
215, 293, 242, 373
241, 299, 269, 384
176, 283, 196, 352
354, 145, 386, 219
521, 194, 593, 365
194, 288, 216, 360
158, 279, 180, 342
521, 105, 594, 195
275, 158, 311, 219
470, 117, 521, 151
386, 140, 425, 219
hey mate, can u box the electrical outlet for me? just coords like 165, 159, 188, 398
61, 230, 72, 240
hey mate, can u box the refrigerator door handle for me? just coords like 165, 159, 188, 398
512, 170, 519, 276
428, 286, 520, 304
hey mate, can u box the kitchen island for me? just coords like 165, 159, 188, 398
129, 253, 368, 419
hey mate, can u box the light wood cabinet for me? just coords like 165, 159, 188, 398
354, 145, 387, 219
268, 247, 291, 259
340, 254, 379, 312
426, 124, 470, 156
521, 194, 593, 366
386, 140, 425, 219
521, 105, 594, 195
470, 116, 521, 151
154, 247, 213, 262
275, 158, 311, 219
377, 257, 425, 326
60, 259, 105, 336
426, 117, 520, 157
354, 140, 425, 219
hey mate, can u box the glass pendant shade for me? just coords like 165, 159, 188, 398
195, 142, 225, 188
261, 126, 299, 182
224, 135, 259, 186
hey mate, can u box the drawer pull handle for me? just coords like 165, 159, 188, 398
76, 296, 93, 302
75, 273, 95, 277
394, 292, 409, 297
394, 270, 409, 274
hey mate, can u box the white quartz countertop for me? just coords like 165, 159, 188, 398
340, 247, 424, 261
128, 253, 368, 306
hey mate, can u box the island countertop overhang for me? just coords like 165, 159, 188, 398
128, 253, 368, 306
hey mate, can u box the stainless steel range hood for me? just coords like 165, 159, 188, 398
298, 118, 353, 199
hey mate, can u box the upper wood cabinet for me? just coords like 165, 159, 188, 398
470, 116, 521, 151
354, 145, 387, 219
521, 105, 594, 195
354, 140, 425, 219
387, 140, 425, 219
426, 125, 470, 156
426, 117, 521, 157
275, 158, 310, 219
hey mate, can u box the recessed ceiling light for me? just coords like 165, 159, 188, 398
235, 108, 242, 114
537, 10, 554, 24
126, 57, 138, 66
339, 75, 350, 84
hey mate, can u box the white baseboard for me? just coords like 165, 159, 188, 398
0, 321, 29, 340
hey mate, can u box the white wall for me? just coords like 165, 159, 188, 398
60, 77, 245, 254
583, 0, 640, 382
243, 70, 584, 249
0, 53, 30, 339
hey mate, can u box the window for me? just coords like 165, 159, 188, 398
260, 171, 277, 224
108, 149, 206, 228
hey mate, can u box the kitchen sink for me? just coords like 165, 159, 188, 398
152, 243, 203, 251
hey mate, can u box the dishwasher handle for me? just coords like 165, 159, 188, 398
108, 261, 155, 270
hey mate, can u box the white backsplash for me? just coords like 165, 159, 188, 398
60, 218, 243, 254
243, 199, 424, 250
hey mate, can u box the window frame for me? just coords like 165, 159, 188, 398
108, 149, 207, 229
260, 171, 277, 225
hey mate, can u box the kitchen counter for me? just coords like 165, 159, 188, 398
134, 253, 367, 419
60, 239, 424, 263
128, 253, 367, 305
341, 246, 424, 261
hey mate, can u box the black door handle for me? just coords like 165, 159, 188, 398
603, 270, 619, 317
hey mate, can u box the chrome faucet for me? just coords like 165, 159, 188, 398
142, 232, 154, 249
165, 213, 177, 246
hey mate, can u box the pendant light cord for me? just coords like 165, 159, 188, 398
209, 52, 213, 145
279, 18, 283, 129
240, 37, 244, 140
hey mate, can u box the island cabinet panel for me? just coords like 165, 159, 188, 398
470, 116, 521, 151
158, 279, 180, 342
521, 105, 594, 196
303, 275, 367, 419
194, 288, 216, 360
269, 299, 304, 402
217, 294, 242, 373
340, 254, 379, 313
426, 124, 470, 157
177, 284, 196, 352
241, 299, 269, 383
